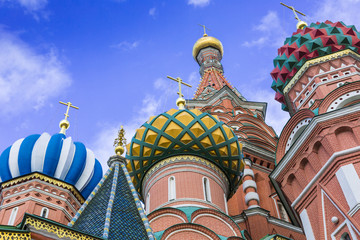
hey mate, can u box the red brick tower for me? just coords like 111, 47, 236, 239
270, 20, 360, 239
187, 33, 305, 239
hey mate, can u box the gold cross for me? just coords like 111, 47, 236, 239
59, 101, 79, 120
198, 24, 210, 36
167, 76, 192, 99
280, 2, 306, 22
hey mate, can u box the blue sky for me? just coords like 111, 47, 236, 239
1, 0, 359, 169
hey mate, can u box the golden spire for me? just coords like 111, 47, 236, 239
198, 24, 210, 37
280, 2, 308, 30
59, 101, 79, 134
167, 76, 192, 109
114, 126, 127, 156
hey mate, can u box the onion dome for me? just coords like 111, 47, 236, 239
126, 108, 244, 196
0, 132, 103, 198
270, 20, 360, 111
193, 34, 224, 59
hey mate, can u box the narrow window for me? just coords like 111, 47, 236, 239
168, 176, 176, 201
8, 207, 18, 225
277, 201, 289, 221
203, 177, 211, 202
41, 207, 49, 218
146, 193, 150, 213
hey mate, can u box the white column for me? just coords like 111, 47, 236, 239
336, 164, 360, 213
299, 209, 316, 240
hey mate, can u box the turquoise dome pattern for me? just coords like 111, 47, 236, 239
0, 132, 103, 198
126, 108, 244, 197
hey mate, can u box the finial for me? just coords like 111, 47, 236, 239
198, 24, 210, 37
114, 126, 127, 156
280, 2, 308, 30
167, 76, 192, 109
59, 101, 79, 134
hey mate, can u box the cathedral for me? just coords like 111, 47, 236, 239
1, 5, 360, 240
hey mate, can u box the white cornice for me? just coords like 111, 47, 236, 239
242, 142, 276, 161
187, 86, 267, 116
232, 208, 304, 233
0, 196, 74, 219
1, 179, 82, 207
291, 145, 360, 208
272, 103, 360, 179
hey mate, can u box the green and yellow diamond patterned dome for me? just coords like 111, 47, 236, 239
126, 108, 244, 196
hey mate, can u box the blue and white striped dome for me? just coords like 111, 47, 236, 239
0, 132, 103, 198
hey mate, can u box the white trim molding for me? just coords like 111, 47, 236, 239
244, 192, 259, 205
242, 180, 257, 192
300, 209, 316, 240
243, 169, 254, 178
336, 164, 360, 216
291, 145, 360, 207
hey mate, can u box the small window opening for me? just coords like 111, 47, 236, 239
41, 207, 49, 218
8, 207, 18, 225
168, 176, 176, 201
203, 177, 211, 202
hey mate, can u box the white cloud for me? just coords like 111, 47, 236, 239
16, 0, 47, 11
188, 0, 210, 7
242, 37, 267, 48
111, 41, 140, 51
90, 79, 168, 168
309, 0, 360, 25
249, 88, 289, 135
90, 72, 197, 169
1, 0, 49, 20
149, 7, 156, 17
0, 29, 71, 116
242, 11, 286, 48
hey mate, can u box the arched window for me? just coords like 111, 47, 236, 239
8, 207, 18, 225
41, 207, 49, 218
203, 177, 211, 202
168, 176, 176, 201
146, 193, 150, 213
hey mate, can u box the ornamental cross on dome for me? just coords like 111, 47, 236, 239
59, 101, 79, 134
280, 2, 308, 29
59, 101, 79, 121
167, 76, 192, 98
167, 76, 192, 109
198, 24, 210, 37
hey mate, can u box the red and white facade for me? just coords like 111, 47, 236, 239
0, 173, 83, 226
271, 50, 360, 239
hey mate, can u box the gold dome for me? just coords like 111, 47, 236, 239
192, 34, 224, 59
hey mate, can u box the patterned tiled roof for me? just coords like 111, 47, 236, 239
69, 155, 154, 240
271, 21, 360, 111
126, 108, 244, 198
